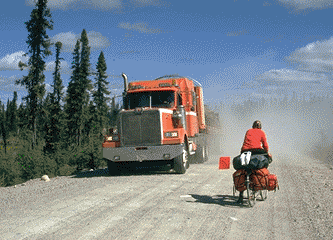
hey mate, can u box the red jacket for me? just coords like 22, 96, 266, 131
241, 128, 269, 152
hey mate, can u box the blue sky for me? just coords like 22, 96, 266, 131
1, 0, 333, 109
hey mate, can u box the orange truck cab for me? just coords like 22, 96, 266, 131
103, 74, 208, 174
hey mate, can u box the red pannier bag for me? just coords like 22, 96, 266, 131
267, 174, 279, 191
250, 168, 270, 191
233, 169, 247, 192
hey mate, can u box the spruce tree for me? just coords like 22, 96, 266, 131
35, 97, 47, 147
1, 92, 18, 148
15, 0, 53, 149
64, 39, 81, 147
44, 41, 64, 153
42, 93, 52, 153
92, 51, 110, 135
82, 101, 96, 138
5, 99, 11, 134
79, 29, 93, 101
9, 92, 18, 135
17, 102, 30, 136
0, 102, 8, 155
78, 29, 93, 144
52, 42, 64, 104
64, 29, 92, 147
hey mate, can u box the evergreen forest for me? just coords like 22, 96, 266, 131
0, 0, 119, 187
0, 0, 221, 187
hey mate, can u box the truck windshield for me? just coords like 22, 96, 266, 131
125, 90, 175, 109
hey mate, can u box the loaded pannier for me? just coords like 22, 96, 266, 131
233, 169, 247, 192
267, 174, 279, 191
249, 168, 270, 191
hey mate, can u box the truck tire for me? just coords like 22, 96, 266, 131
173, 146, 188, 174
107, 160, 119, 175
195, 145, 209, 163
203, 145, 209, 162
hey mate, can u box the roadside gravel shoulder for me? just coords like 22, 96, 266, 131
277, 152, 333, 239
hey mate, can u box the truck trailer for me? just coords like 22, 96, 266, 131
102, 74, 208, 174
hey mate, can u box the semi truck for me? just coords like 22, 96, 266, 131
102, 74, 208, 174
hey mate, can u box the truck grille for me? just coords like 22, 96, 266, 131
120, 110, 161, 147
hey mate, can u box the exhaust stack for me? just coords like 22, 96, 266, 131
122, 73, 128, 92
122, 73, 128, 109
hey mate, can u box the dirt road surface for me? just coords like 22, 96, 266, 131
1, 153, 332, 239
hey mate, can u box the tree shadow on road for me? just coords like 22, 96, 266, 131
187, 194, 249, 208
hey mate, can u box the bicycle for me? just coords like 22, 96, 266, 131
233, 168, 268, 207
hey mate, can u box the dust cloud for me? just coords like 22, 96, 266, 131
206, 95, 333, 167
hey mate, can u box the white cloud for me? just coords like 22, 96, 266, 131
254, 68, 329, 84
129, 0, 170, 7
45, 61, 72, 75
50, 32, 77, 52
0, 51, 29, 71
87, 31, 112, 50
243, 68, 333, 97
0, 51, 72, 74
25, 0, 122, 11
278, 0, 333, 11
0, 75, 54, 96
240, 36, 333, 98
246, 91, 285, 100
43, 83, 53, 95
284, 37, 333, 73
50, 31, 111, 53
88, 0, 122, 9
25, 0, 169, 11
0, 75, 28, 93
118, 22, 166, 34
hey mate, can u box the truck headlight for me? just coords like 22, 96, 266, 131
165, 131, 178, 138
106, 135, 119, 141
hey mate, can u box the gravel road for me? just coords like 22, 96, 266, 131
1, 153, 332, 239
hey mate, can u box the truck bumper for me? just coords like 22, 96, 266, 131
103, 144, 183, 162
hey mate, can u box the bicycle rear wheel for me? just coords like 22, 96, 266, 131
260, 189, 268, 201
246, 179, 256, 207
247, 189, 256, 207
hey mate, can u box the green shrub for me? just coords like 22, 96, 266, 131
0, 153, 24, 187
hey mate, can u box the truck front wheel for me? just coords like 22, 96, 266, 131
173, 146, 188, 174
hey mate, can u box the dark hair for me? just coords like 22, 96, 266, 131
252, 120, 262, 129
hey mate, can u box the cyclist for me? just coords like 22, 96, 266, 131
237, 120, 272, 204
